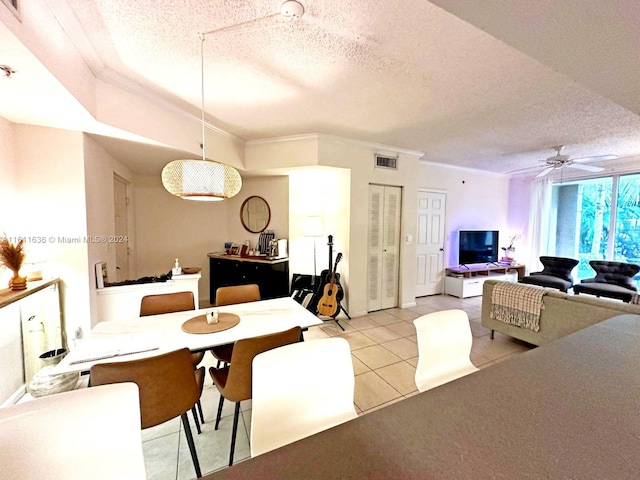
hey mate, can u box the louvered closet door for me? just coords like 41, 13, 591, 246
367, 184, 402, 312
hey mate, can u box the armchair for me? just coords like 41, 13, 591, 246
520, 256, 579, 292
573, 260, 639, 302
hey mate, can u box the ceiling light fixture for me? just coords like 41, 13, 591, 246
162, 1, 305, 201
161, 36, 242, 201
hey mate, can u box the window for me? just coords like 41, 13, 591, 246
552, 173, 640, 286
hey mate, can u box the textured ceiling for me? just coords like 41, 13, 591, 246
3, 0, 640, 176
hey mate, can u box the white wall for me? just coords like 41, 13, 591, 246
13, 124, 91, 341
83, 135, 136, 324
418, 162, 512, 266
507, 176, 534, 270
133, 175, 228, 306
319, 139, 421, 314
0, 117, 18, 286
225, 176, 289, 248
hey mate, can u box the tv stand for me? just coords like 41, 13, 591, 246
444, 263, 525, 298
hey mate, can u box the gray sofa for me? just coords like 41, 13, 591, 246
481, 279, 640, 346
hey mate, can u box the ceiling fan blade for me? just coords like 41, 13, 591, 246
572, 155, 618, 163
567, 163, 605, 172
536, 166, 555, 177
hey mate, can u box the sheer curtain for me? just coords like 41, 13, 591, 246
527, 178, 553, 272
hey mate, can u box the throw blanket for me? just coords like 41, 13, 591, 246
490, 282, 546, 332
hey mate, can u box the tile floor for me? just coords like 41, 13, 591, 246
142, 294, 535, 479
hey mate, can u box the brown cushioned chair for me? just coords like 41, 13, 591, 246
90, 348, 203, 478
573, 260, 640, 302
139, 291, 205, 431
210, 284, 262, 367
210, 326, 301, 466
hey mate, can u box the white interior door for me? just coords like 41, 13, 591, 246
114, 175, 130, 282
416, 190, 446, 296
367, 184, 402, 312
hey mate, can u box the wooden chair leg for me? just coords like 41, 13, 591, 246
228, 402, 241, 467
181, 413, 202, 478
215, 395, 224, 430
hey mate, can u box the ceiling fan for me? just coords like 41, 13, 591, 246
534, 145, 617, 178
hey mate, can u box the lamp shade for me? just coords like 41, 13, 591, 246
303, 215, 324, 237
162, 159, 242, 201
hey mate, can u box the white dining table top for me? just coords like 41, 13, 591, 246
56, 297, 322, 373
0, 383, 146, 480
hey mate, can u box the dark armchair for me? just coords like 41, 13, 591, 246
520, 256, 579, 292
573, 260, 639, 302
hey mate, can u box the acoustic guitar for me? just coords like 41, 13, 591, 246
317, 253, 343, 317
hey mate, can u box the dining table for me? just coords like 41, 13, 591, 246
0, 383, 146, 479
54, 296, 322, 374
203, 313, 640, 480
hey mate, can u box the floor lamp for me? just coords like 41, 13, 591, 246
303, 216, 324, 290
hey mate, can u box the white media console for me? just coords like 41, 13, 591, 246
444, 263, 525, 298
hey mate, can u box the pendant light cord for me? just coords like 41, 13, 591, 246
200, 33, 206, 162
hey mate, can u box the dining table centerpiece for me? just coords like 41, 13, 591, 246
0, 236, 27, 290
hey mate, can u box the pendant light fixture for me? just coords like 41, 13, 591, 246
161, 34, 242, 201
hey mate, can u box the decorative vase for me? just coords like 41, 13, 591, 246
9, 270, 27, 291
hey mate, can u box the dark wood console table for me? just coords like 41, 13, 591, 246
207, 253, 289, 305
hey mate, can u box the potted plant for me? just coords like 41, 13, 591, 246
0, 236, 27, 290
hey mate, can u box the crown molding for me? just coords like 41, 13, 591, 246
247, 132, 426, 158
419, 158, 509, 178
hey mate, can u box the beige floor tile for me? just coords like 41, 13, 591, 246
469, 320, 492, 338
406, 356, 418, 367
367, 311, 403, 325
352, 344, 402, 369
348, 316, 382, 331
362, 396, 406, 414
470, 351, 493, 367
385, 321, 417, 338
338, 331, 377, 350
304, 325, 332, 340
471, 335, 532, 361
361, 325, 402, 343
406, 334, 418, 343
406, 304, 439, 315
375, 361, 417, 395
381, 338, 419, 359
319, 320, 356, 336
354, 371, 402, 412
386, 308, 422, 321
351, 354, 371, 375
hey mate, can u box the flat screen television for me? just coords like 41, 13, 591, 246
458, 230, 499, 265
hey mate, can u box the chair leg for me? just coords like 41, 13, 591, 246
180, 413, 202, 478
490, 329, 495, 340
191, 406, 201, 434
197, 399, 205, 424
215, 395, 224, 430
228, 402, 241, 467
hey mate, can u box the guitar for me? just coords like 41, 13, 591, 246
317, 253, 343, 317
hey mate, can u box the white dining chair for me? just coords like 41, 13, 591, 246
250, 337, 358, 457
413, 309, 479, 393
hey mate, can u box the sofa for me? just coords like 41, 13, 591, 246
481, 279, 640, 346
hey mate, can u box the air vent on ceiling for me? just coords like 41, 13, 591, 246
374, 154, 397, 170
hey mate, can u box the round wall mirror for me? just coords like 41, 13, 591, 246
240, 196, 271, 233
